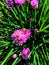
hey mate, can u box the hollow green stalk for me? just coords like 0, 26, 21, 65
12, 57, 21, 65
38, 0, 47, 26
1, 48, 14, 65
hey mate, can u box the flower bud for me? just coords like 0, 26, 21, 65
12, 54, 17, 59
34, 28, 38, 32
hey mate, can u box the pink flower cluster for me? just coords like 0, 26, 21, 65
7, 0, 38, 8
14, 0, 38, 8
14, 0, 30, 6
14, 0, 25, 6
21, 48, 30, 60
12, 28, 31, 45
31, 0, 38, 8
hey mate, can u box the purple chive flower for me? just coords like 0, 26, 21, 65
12, 29, 31, 46
12, 29, 27, 45
26, 0, 30, 4
7, 0, 14, 8
21, 48, 30, 60
34, 28, 38, 32
31, 0, 38, 8
12, 54, 17, 59
14, 0, 25, 6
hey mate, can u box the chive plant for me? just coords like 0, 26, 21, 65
0, 0, 49, 65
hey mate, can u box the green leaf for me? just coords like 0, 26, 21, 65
0, 50, 3, 55
0, 36, 5, 39
0, 12, 3, 17
44, 4, 49, 16
1, 48, 14, 65
34, 53, 37, 65
0, 41, 10, 47
12, 57, 21, 65
38, 0, 47, 25
40, 25, 49, 32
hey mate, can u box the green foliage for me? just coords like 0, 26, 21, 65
0, 0, 49, 65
